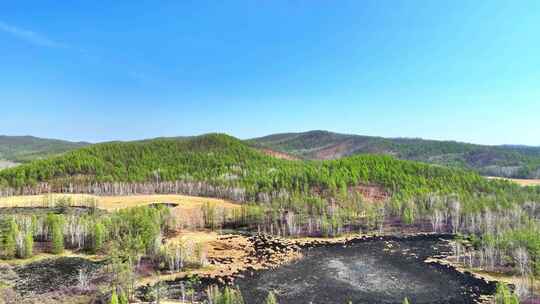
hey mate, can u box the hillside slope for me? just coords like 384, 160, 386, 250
0, 134, 528, 203
248, 130, 540, 179
0, 135, 89, 165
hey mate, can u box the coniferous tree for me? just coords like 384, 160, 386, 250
1, 217, 18, 259
23, 231, 33, 258
48, 214, 65, 254
494, 283, 520, 304
92, 222, 106, 253
265, 291, 278, 304
110, 289, 119, 304
118, 290, 128, 304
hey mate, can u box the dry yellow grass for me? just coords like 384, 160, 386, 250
0, 193, 239, 211
138, 232, 265, 287
487, 176, 540, 187
97, 194, 239, 211
506, 178, 540, 187
166, 230, 221, 245
0, 193, 99, 209
471, 269, 540, 293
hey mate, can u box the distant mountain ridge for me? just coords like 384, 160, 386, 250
2, 132, 540, 179
0, 135, 89, 166
248, 130, 540, 179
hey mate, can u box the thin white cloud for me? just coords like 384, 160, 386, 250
0, 20, 67, 48
0, 21, 153, 83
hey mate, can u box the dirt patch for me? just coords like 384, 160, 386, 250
353, 184, 389, 202
314, 141, 354, 160
258, 148, 300, 161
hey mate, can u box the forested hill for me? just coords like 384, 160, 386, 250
0, 135, 89, 165
248, 130, 540, 179
0, 134, 534, 203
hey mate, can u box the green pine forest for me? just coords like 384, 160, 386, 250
0, 134, 535, 199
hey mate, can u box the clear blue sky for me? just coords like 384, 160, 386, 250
1, 1, 539, 145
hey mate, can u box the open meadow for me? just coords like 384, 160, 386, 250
0, 193, 239, 212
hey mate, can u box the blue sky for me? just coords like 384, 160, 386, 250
0, 1, 539, 145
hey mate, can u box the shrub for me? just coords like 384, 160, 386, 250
110, 289, 119, 304
47, 214, 65, 254
494, 283, 520, 304
265, 291, 278, 304
206, 285, 244, 304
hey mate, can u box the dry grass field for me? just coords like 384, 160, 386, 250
0, 193, 239, 211
505, 178, 540, 187
0, 193, 241, 231
487, 176, 540, 187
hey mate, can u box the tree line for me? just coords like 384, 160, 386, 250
1, 134, 535, 203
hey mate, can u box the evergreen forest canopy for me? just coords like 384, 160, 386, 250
0, 133, 537, 203
3, 130, 540, 179
249, 130, 540, 179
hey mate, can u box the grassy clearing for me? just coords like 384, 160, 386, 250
0, 193, 239, 211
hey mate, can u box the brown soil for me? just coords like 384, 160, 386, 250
314, 141, 353, 160
353, 184, 389, 202
258, 148, 300, 161
311, 182, 388, 203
